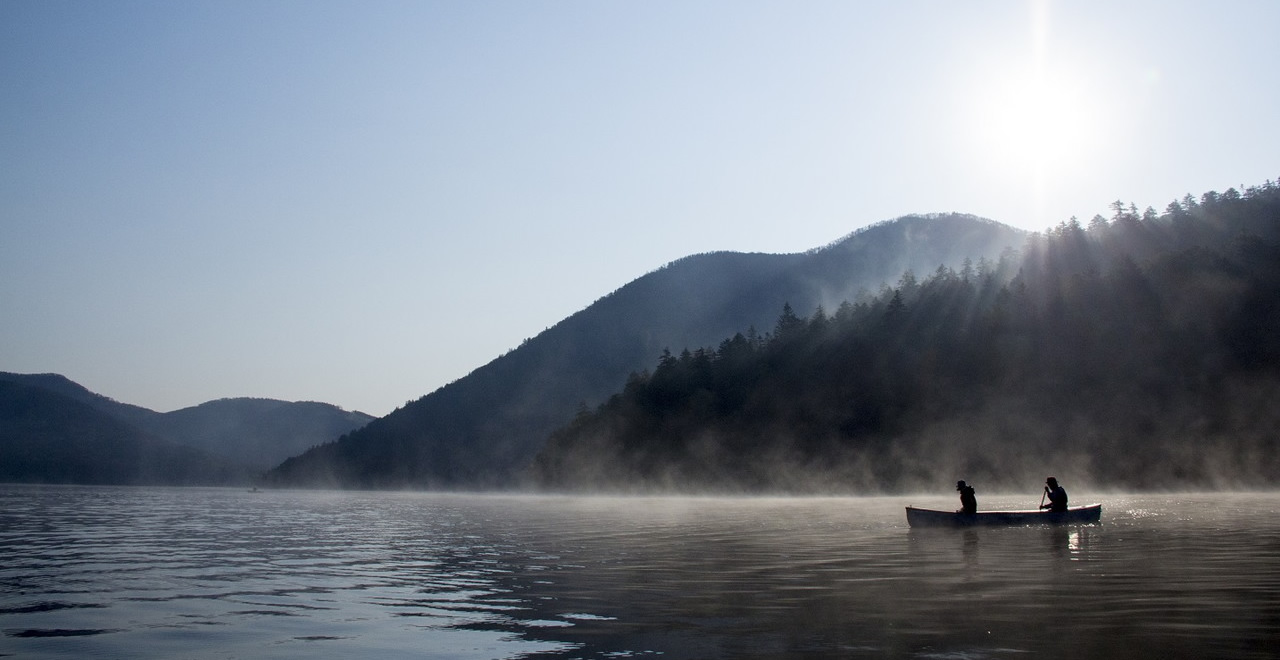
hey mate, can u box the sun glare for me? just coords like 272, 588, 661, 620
973, 70, 1101, 175
959, 0, 1109, 226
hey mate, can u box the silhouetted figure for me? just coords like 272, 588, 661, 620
956, 480, 977, 514
1041, 476, 1068, 513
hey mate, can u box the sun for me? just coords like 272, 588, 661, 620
971, 67, 1102, 177
959, 63, 1109, 228
963, 0, 1107, 196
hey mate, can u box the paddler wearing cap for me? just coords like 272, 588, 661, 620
1040, 477, 1069, 513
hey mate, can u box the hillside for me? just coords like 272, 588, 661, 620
0, 372, 159, 429
0, 380, 252, 485
138, 398, 375, 470
532, 184, 1280, 493
0, 373, 373, 481
267, 214, 1025, 488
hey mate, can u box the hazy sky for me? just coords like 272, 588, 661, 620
2, 1, 1276, 416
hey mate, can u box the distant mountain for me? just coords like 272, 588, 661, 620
0, 372, 158, 429
0, 380, 251, 485
0, 373, 374, 482
533, 184, 1280, 493
138, 398, 375, 470
267, 214, 1026, 489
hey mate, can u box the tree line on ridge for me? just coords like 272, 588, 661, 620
532, 182, 1280, 493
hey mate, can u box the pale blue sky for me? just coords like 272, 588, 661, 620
2, 1, 1276, 416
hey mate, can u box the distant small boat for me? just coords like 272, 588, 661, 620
905, 504, 1101, 527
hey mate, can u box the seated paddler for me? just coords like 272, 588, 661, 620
956, 480, 977, 514
1040, 476, 1068, 512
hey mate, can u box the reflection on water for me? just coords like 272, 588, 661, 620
2, 487, 1279, 659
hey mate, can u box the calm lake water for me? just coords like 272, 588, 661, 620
2, 486, 1278, 659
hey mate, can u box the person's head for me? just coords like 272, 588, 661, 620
956, 480, 967, 490
1046, 477, 1058, 487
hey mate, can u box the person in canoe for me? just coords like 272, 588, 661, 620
956, 480, 977, 514
1040, 476, 1068, 512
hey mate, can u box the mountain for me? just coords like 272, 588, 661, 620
0, 372, 158, 429
0, 372, 374, 481
0, 380, 252, 485
139, 398, 375, 470
267, 214, 1026, 489
532, 184, 1280, 493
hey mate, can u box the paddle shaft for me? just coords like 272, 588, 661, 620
1039, 488, 1047, 509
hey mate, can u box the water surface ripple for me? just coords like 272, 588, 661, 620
2, 486, 1278, 659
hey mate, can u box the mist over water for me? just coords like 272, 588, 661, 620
2, 486, 1278, 659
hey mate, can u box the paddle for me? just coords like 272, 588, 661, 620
1039, 487, 1047, 510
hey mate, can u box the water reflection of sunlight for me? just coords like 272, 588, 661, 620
1045, 525, 1097, 561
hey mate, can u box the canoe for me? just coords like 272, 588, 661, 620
905, 504, 1101, 527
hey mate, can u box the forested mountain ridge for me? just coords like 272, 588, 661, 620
533, 183, 1280, 493
138, 398, 375, 470
0, 380, 252, 485
0, 372, 374, 481
0, 372, 159, 429
267, 214, 1025, 488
